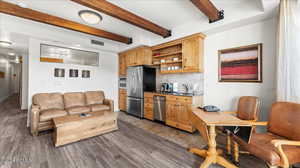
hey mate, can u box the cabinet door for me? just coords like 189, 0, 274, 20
166, 102, 178, 127
176, 102, 195, 132
119, 54, 126, 76
176, 102, 191, 126
136, 47, 152, 65
119, 89, 127, 111
135, 48, 143, 65
182, 37, 203, 72
144, 96, 154, 120
127, 50, 137, 66
133, 50, 138, 66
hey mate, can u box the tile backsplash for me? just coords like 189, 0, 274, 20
156, 69, 204, 94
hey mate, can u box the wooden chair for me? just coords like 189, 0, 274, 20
232, 102, 300, 168
225, 96, 261, 163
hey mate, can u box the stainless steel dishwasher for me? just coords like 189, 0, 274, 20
153, 96, 166, 122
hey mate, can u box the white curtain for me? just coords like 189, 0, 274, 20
277, 0, 300, 102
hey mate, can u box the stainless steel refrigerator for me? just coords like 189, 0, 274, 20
127, 66, 156, 118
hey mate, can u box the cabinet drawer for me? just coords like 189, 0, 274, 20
144, 103, 153, 108
167, 96, 192, 104
144, 98, 153, 104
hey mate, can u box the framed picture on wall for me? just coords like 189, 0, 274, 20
54, 68, 65, 77
82, 70, 90, 78
69, 69, 78, 78
218, 43, 262, 83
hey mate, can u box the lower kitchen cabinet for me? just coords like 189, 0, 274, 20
119, 89, 127, 111
143, 92, 196, 133
144, 92, 154, 120
166, 96, 195, 133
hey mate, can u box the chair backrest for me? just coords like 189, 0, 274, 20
237, 96, 261, 121
268, 102, 300, 141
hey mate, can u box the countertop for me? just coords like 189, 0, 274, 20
144, 91, 203, 97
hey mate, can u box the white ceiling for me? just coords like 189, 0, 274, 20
0, 0, 279, 54
3, 0, 266, 37
0, 30, 28, 59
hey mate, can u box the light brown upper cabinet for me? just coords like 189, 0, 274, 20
119, 46, 152, 68
126, 49, 137, 66
151, 33, 205, 74
119, 53, 127, 76
182, 36, 204, 72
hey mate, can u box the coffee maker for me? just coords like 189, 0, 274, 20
160, 83, 173, 92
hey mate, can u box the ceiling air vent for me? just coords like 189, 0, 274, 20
91, 39, 104, 46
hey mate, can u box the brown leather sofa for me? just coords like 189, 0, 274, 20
31, 91, 114, 136
233, 102, 300, 168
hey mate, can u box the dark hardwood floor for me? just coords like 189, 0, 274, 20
0, 95, 271, 168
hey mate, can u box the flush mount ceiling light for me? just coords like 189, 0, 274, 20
78, 10, 102, 24
0, 41, 12, 47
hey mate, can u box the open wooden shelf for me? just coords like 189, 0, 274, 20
160, 69, 183, 74
161, 60, 182, 65
152, 60, 182, 66
153, 51, 182, 58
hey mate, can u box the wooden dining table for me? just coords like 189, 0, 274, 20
189, 107, 256, 168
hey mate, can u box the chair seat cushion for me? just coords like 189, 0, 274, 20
66, 106, 90, 115
90, 104, 110, 112
234, 133, 300, 166
40, 109, 68, 122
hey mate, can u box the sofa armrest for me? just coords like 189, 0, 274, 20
31, 105, 40, 136
271, 139, 300, 168
103, 99, 114, 113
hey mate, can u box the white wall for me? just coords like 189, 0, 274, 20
11, 63, 21, 94
156, 71, 204, 94
27, 38, 119, 112
0, 56, 12, 102
203, 18, 277, 122
21, 55, 29, 110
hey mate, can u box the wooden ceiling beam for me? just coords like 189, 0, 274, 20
190, 0, 224, 23
0, 1, 132, 44
71, 0, 171, 38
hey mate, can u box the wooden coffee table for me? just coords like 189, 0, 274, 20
53, 111, 118, 147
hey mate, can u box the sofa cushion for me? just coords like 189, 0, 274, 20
234, 133, 300, 166
66, 106, 90, 115
85, 91, 105, 105
90, 104, 110, 112
64, 92, 85, 108
39, 109, 67, 122
33, 93, 64, 110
